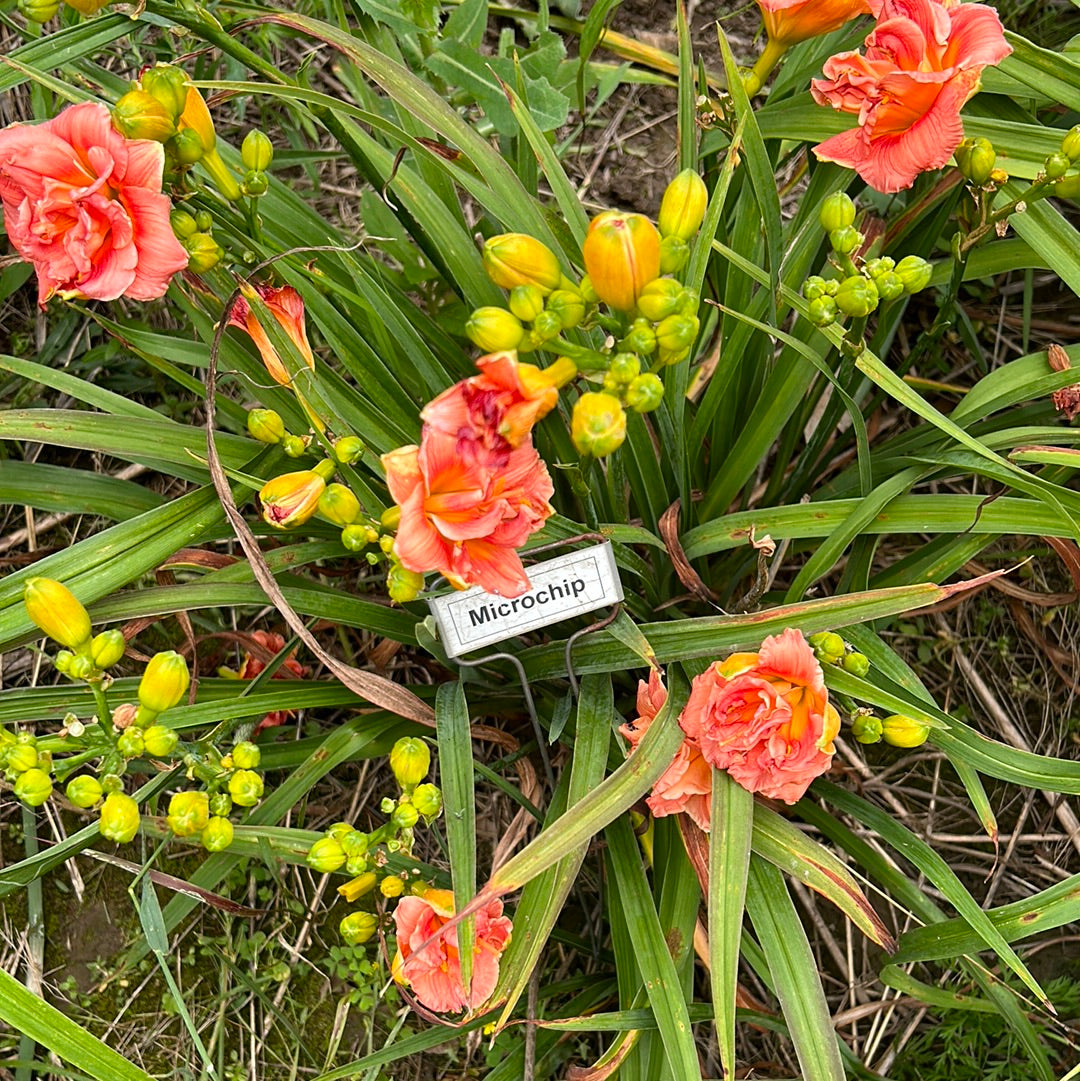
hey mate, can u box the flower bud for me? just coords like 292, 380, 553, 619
894, 255, 933, 295
182, 233, 220, 274
100, 774, 124, 794
281, 434, 309, 458
99, 792, 140, 843
851, 714, 883, 744
529, 309, 563, 345
54, 651, 74, 676
659, 169, 708, 241
24, 578, 92, 650
842, 652, 870, 677
387, 561, 424, 604
171, 210, 198, 240
142, 725, 179, 758
338, 871, 377, 901
572, 392, 627, 458
341, 524, 371, 551
819, 192, 856, 233
112, 89, 177, 142
829, 226, 862, 255
209, 792, 233, 817
19, 0, 61, 23
66, 775, 104, 809
117, 728, 145, 759
636, 278, 683, 322
412, 782, 443, 819
547, 289, 587, 330
509, 284, 545, 323
6, 742, 38, 773
341, 831, 369, 859
260, 470, 327, 529
379, 875, 405, 898
608, 353, 641, 385
68, 654, 95, 681
380, 505, 402, 531
228, 768, 264, 807
319, 483, 362, 527
583, 211, 661, 312
655, 313, 699, 355
809, 631, 845, 663
232, 741, 261, 770
623, 319, 657, 356
625, 372, 665, 413
803, 275, 827, 300
875, 272, 905, 302
201, 816, 234, 852
1062, 125, 1080, 162
241, 130, 274, 172
340, 911, 379, 946
390, 737, 430, 789
141, 66, 189, 123
881, 714, 931, 749
307, 836, 347, 873
333, 436, 365, 464
392, 802, 419, 829
834, 275, 879, 317
167, 790, 210, 837
90, 629, 126, 670
346, 854, 370, 875
482, 234, 563, 294
1045, 153, 1071, 180
955, 137, 995, 185
465, 307, 526, 352
808, 295, 838, 327
169, 127, 206, 167
658, 235, 690, 276
247, 409, 285, 444
241, 170, 269, 197
138, 651, 190, 715
14, 768, 52, 807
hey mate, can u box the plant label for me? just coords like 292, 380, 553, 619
428, 542, 624, 658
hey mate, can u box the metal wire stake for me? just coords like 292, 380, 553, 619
563, 602, 623, 699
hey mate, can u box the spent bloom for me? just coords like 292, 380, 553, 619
0, 102, 188, 306
619, 670, 712, 831
680, 629, 840, 805
227, 284, 316, 386
811, 0, 1012, 193
392, 888, 512, 1013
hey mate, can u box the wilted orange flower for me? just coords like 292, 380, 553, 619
227, 284, 315, 386
680, 629, 840, 805
392, 888, 512, 1014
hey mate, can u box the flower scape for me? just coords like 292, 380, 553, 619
2, 1, 1079, 1078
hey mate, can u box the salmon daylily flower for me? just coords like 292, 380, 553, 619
392, 888, 512, 1014
679, 628, 840, 805
811, 0, 1011, 193
226, 283, 316, 386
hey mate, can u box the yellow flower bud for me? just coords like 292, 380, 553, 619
19, 0, 62, 23
387, 560, 424, 604
90, 629, 125, 670
112, 89, 178, 143
333, 436, 365, 464
99, 792, 140, 843
482, 233, 563, 294
232, 741, 261, 770
659, 169, 708, 241
319, 483, 362, 527
379, 875, 405, 898
636, 278, 684, 323
881, 714, 931, 749
182, 233, 220, 274
24, 578, 92, 650
465, 307, 526, 352
571, 392, 627, 458
139, 66, 189, 122
338, 871, 377, 901
307, 836, 347, 873
201, 816, 234, 852
142, 725, 179, 758
509, 284, 545, 323
259, 470, 327, 529
247, 408, 286, 445
167, 790, 210, 837
14, 768, 53, 807
412, 782, 443, 819
64, 0, 111, 14
546, 289, 587, 330
390, 737, 430, 789
241, 130, 274, 172
138, 651, 190, 715
66, 775, 104, 809
655, 313, 700, 355
340, 911, 379, 945
6, 742, 38, 773
582, 211, 661, 312
392, 801, 419, 829
228, 768, 264, 807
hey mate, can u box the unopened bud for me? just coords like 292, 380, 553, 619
341, 524, 371, 551
636, 278, 683, 322
875, 272, 904, 302
24, 578, 92, 650
138, 651, 190, 715
894, 255, 933, 295
201, 816, 234, 852
171, 210, 198, 239
6, 742, 38, 773
260, 470, 327, 528
1045, 153, 1071, 180
881, 714, 931, 749
623, 320, 657, 356
140, 66, 189, 123
167, 790, 210, 837
625, 372, 664, 413
509, 284, 545, 323
182, 233, 220, 274
90, 629, 125, 670
529, 309, 563, 345
809, 631, 845, 663
655, 313, 699, 355
809, 297, 838, 327
333, 436, 365, 464
482, 233, 563, 294
389, 737, 430, 788
955, 137, 995, 185
340, 911, 378, 945
247, 408, 285, 444
842, 652, 870, 677
307, 836, 347, 873
19, 0, 61, 22
658, 169, 708, 241
546, 289, 586, 330
465, 307, 525, 352
232, 741, 261, 770
1062, 125, 1080, 162
379, 875, 405, 898
14, 768, 52, 807
834, 275, 879, 317
281, 434, 308, 458
658, 235, 690, 275
851, 714, 883, 744
412, 782, 442, 819
117, 728, 145, 758
829, 226, 862, 256
241, 170, 269, 197
143, 725, 179, 758
387, 561, 424, 604
241, 130, 274, 172
99, 792, 140, 843
819, 192, 856, 233
66, 775, 104, 808
113, 89, 177, 142
319, 483, 361, 526
228, 768, 264, 807
572, 392, 627, 458
392, 802, 419, 829
583, 211, 661, 312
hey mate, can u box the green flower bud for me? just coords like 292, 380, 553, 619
170, 211, 198, 241
412, 782, 443, 819
117, 728, 145, 759
138, 651, 190, 715
195, 211, 213, 233
54, 651, 74, 676
572, 392, 627, 457
392, 802, 419, 829
142, 725, 179, 758
608, 353, 641, 385
658, 168, 708, 241
623, 319, 657, 356
341, 831, 369, 859
327, 822, 355, 841
379, 875, 405, 898
306, 836, 347, 874
201, 816, 234, 852
241, 170, 269, 197
167, 790, 210, 837
319, 483, 362, 527
625, 372, 665, 413
546, 289, 586, 330
389, 737, 430, 789
387, 561, 424, 604
808, 296, 838, 327
247, 408, 285, 444
346, 854, 369, 876
170, 127, 206, 167
340, 911, 378, 946
578, 275, 599, 303
241, 130, 274, 172
529, 309, 563, 345
508, 284, 545, 323
881, 714, 931, 749
100, 774, 124, 794
232, 741, 261, 770
341, 524, 371, 551
112, 89, 178, 143
842, 652, 870, 677
1061, 125, 1080, 162
894, 255, 933, 295
90, 629, 126, 670
99, 792, 140, 844
834, 275, 879, 318
864, 257, 895, 278
1045, 153, 1071, 180
6, 742, 38, 773
141, 66, 189, 124
333, 436, 365, 465
15, 768, 53, 807
281, 434, 308, 458
658, 235, 690, 276
19, 0, 62, 23
66, 775, 104, 809
24, 578, 92, 651
819, 192, 856, 233
465, 307, 525, 352
803, 275, 827, 301
228, 769, 264, 807
482, 234, 563, 294
851, 714, 883, 744
955, 137, 995, 185
209, 792, 233, 817
809, 631, 845, 663
829, 226, 862, 256
182, 233, 221, 274
68, 654, 95, 681
655, 313, 699, 354
875, 271, 905, 302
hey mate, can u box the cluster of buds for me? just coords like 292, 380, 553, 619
111, 65, 241, 201
2, 730, 54, 808
305, 736, 443, 946
24, 577, 124, 683
851, 712, 931, 749
954, 137, 1008, 189
809, 631, 870, 677
171, 207, 223, 275
803, 192, 933, 327
1047, 126, 1080, 200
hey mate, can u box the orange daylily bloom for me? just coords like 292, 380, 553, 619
758, 0, 875, 47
